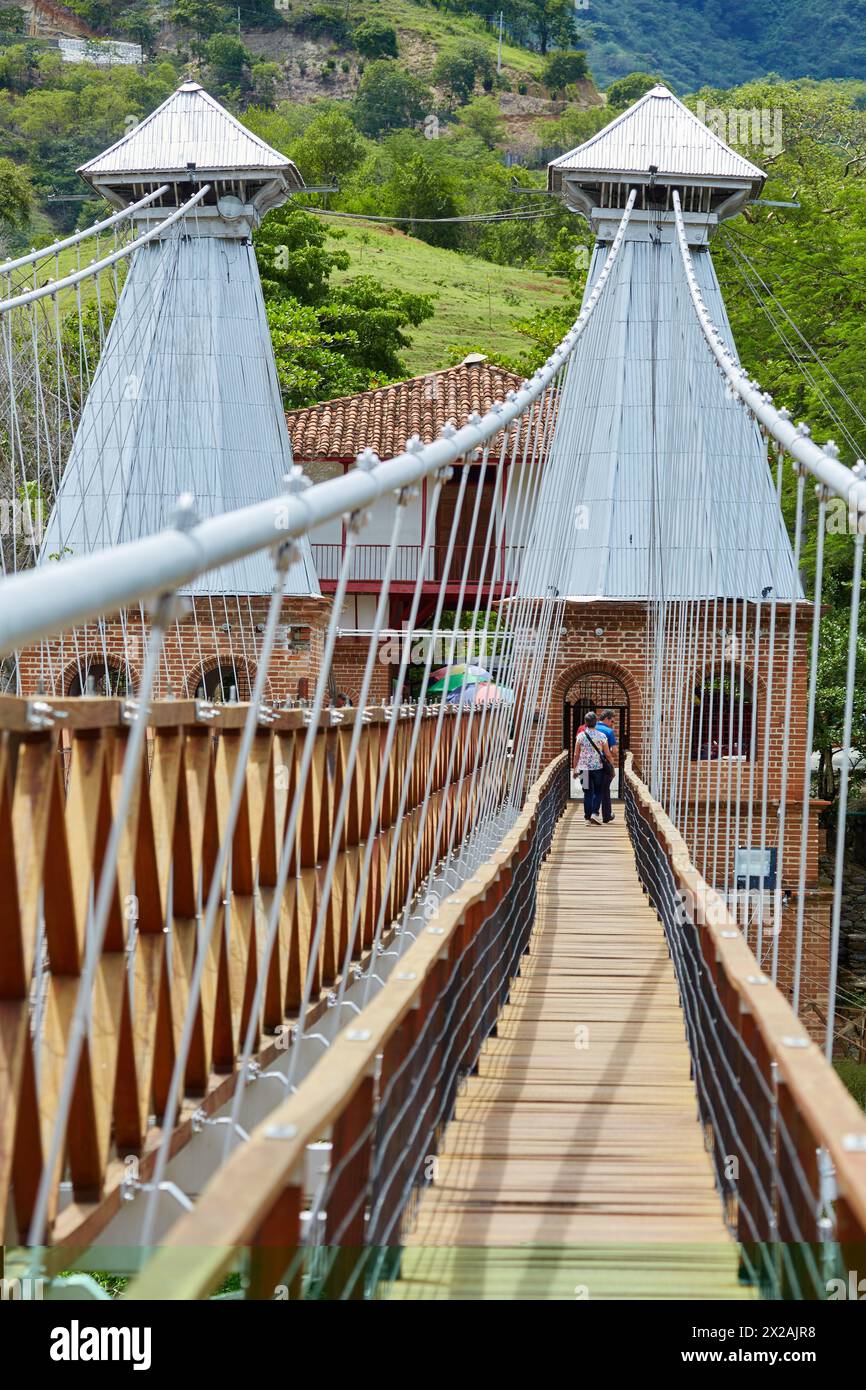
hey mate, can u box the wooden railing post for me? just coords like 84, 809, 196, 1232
322, 1075, 375, 1300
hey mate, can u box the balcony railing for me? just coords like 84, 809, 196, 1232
311, 543, 525, 586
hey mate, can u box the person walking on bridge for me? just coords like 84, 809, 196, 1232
576, 707, 617, 823
573, 711, 612, 826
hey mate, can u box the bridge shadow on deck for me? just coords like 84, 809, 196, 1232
389, 806, 754, 1301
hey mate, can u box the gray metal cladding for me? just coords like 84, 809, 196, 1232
518, 235, 801, 603
39, 233, 319, 597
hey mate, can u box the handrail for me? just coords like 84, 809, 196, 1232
0, 185, 210, 313
125, 750, 568, 1300
0, 696, 484, 1252
0, 185, 170, 279
623, 751, 866, 1243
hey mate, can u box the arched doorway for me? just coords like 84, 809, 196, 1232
66, 657, 133, 697
563, 671, 631, 799
191, 661, 251, 702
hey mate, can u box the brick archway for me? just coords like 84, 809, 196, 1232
549, 657, 645, 776
184, 657, 255, 702
62, 653, 139, 697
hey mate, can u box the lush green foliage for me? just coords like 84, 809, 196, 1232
0, 154, 31, 229
541, 49, 589, 92
352, 59, 433, 137
605, 71, 663, 108
255, 208, 433, 404
354, 18, 399, 59
0, 51, 179, 230
582, 0, 866, 92
431, 0, 580, 56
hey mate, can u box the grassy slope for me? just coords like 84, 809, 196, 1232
328, 218, 569, 373
287, 0, 545, 81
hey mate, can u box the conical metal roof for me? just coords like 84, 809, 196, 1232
78, 80, 302, 184
549, 85, 766, 185
520, 236, 800, 603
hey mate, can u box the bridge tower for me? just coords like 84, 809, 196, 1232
20, 81, 327, 703
541, 86, 827, 1023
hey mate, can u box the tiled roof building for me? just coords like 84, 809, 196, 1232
286, 356, 525, 467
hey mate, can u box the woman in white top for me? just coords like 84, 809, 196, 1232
573, 711, 611, 826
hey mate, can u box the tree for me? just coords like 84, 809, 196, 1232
0, 6, 25, 34
237, 0, 280, 27
354, 18, 398, 59
0, 42, 42, 95
352, 60, 432, 138
251, 61, 281, 107
542, 50, 589, 93
118, 8, 158, 53
522, 0, 579, 55
462, 40, 495, 90
457, 95, 505, 149
289, 107, 367, 185
606, 72, 663, 108
318, 277, 433, 380
433, 50, 477, 110
380, 147, 462, 245
255, 209, 432, 406
255, 208, 350, 305
205, 34, 251, 93
171, 0, 230, 39
0, 157, 32, 230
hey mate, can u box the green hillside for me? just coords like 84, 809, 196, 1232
582, 0, 866, 92
328, 217, 570, 373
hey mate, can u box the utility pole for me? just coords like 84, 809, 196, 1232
497, 10, 504, 75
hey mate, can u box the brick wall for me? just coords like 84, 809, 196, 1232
17, 595, 332, 703
329, 639, 392, 705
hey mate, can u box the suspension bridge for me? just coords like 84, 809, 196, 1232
1, 81, 865, 1303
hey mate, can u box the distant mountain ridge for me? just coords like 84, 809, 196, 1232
582, 0, 866, 92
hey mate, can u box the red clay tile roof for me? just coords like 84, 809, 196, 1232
286, 358, 526, 464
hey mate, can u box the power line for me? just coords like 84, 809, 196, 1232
297, 206, 561, 226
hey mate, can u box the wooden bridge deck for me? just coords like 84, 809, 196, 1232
388, 805, 753, 1300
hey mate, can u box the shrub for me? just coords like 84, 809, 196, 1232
288, 3, 347, 45
541, 49, 588, 92
354, 17, 398, 59
352, 59, 432, 137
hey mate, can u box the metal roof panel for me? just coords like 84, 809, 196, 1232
549, 85, 765, 183
79, 81, 302, 181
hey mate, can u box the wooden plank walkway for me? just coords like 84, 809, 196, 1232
388, 805, 753, 1300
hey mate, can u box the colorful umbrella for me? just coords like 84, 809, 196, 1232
429, 663, 491, 694
447, 682, 513, 705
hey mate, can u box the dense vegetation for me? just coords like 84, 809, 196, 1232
580, 0, 866, 92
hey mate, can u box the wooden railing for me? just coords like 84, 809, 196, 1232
125, 752, 569, 1299
0, 695, 485, 1251
623, 753, 866, 1295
